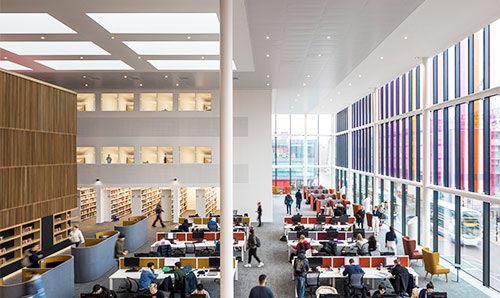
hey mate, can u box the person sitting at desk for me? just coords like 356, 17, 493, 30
334, 203, 347, 216
207, 217, 219, 231
418, 282, 434, 298
368, 235, 379, 253
323, 202, 335, 216
92, 284, 116, 298
173, 262, 186, 295
191, 283, 212, 298
371, 282, 387, 298
114, 234, 128, 258
342, 258, 364, 276
139, 262, 159, 291
149, 283, 165, 298
180, 219, 190, 232
289, 234, 311, 262
355, 233, 368, 251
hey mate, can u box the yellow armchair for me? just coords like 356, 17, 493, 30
422, 247, 450, 282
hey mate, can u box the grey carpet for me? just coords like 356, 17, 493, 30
73, 198, 493, 297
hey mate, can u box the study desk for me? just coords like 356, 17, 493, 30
108, 267, 238, 290
283, 223, 352, 235
291, 267, 419, 297
286, 239, 355, 260
150, 240, 246, 260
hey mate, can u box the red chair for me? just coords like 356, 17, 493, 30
402, 236, 423, 262
366, 213, 373, 230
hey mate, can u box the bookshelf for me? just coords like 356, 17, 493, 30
140, 188, 162, 217
204, 187, 218, 216
53, 210, 75, 245
0, 219, 41, 268
79, 188, 97, 221
109, 188, 132, 219
179, 187, 189, 217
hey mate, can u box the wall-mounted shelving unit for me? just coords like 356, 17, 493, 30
79, 188, 97, 221
0, 219, 41, 268
53, 210, 75, 245
179, 187, 188, 217
140, 188, 162, 217
109, 188, 132, 219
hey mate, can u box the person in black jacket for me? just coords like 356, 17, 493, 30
179, 219, 190, 232
92, 284, 117, 298
390, 259, 410, 293
371, 283, 387, 298
295, 189, 303, 211
27, 244, 43, 268
152, 203, 165, 228
257, 202, 263, 227
355, 206, 366, 229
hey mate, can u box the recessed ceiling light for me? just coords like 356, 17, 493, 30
0, 41, 110, 56
139, 83, 143, 87
123, 41, 219, 55
337, 91, 341, 95
87, 13, 220, 34
348, 83, 352, 86
266, 54, 270, 57
85, 83, 88, 87
329, 98, 333, 102
201, 56, 205, 60
164, 75, 168, 78
297, 94, 300, 97
266, 74, 270, 78
3, 57, 7, 59
317, 53, 322, 57
147, 60, 237, 71
0, 13, 76, 34
40, 36, 45, 40
404, 36, 408, 40
327, 36, 331, 40
380, 56, 384, 60
35, 60, 134, 70
82, 75, 86, 78
358, 74, 362, 78
302, 83, 306, 86
123, 75, 127, 78
176, 83, 179, 87
266, 83, 270, 86
266, 36, 270, 40
187, 36, 191, 40
138, 56, 141, 59
0, 61, 31, 70
111, 36, 115, 39
306, 74, 311, 78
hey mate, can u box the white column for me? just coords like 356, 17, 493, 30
421, 57, 431, 246
372, 88, 380, 208
95, 184, 109, 223
303, 115, 309, 188
173, 186, 180, 223
220, 0, 234, 296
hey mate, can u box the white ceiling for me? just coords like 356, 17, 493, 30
1, 0, 499, 113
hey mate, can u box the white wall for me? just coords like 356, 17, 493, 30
76, 89, 273, 222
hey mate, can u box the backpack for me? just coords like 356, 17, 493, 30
255, 236, 261, 248
294, 258, 306, 275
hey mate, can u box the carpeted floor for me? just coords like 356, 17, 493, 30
73, 197, 494, 297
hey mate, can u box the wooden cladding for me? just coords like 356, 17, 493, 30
0, 69, 77, 229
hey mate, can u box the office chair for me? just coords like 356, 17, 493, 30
358, 242, 370, 256
185, 242, 196, 257
346, 273, 365, 298
208, 223, 218, 232
369, 250, 381, 256
125, 277, 141, 294
305, 271, 321, 298
393, 273, 412, 296
339, 214, 349, 224
157, 244, 172, 257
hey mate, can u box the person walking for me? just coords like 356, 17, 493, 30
256, 202, 263, 227
293, 252, 309, 298
385, 226, 398, 252
69, 225, 85, 247
244, 228, 264, 268
152, 203, 165, 228
284, 193, 293, 215
295, 189, 303, 211
248, 274, 274, 298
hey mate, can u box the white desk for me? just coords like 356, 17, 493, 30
150, 240, 246, 260
283, 223, 352, 235
291, 267, 419, 297
109, 267, 238, 290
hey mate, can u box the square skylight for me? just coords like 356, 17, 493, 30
0, 42, 110, 55
147, 60, 236, 71
0, 13, 76, 34
123, 41, 219, 55
35, 60, 133, 70
87, 13, 219, 34
0, 61, 32, 71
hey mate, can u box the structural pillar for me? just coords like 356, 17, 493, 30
420, 57, 431, 246
220, 0, 234, 296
